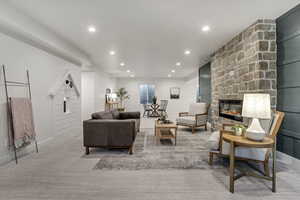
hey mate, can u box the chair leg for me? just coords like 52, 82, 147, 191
192, 127, 195, 134
205, 124, 207, 131
264, 161, 270, 177
209, 152, 214, 165
85, 147, 90, 155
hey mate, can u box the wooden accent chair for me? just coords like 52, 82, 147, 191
142, 104, 151, 117
208, 111, 285, 176
158, 100, 168, 117
176, 103, 210, 134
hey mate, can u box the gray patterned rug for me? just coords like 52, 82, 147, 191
94, 129, 223, 170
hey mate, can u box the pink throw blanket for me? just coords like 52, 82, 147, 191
10, 98, 36, 148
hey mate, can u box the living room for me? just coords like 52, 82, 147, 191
1, 0, 300, 199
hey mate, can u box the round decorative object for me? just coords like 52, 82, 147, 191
235, 128, 243, 136
245, 131, 265, 141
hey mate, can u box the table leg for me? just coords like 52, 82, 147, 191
175, 128, 177, 146
229, 141, 235, 193
156, 128, 160, 145
272, 141, 276, 193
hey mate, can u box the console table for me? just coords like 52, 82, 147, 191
222, 134, 275, 193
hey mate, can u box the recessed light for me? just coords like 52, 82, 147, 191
109, 51, 116, 55
176, 62, 181, 66
168, 74, 172, 78
120, 62, 125, 66
126, 70, 131, 73
88, 26, 96, 33
130, 74, 135, 78
171, 70, 176, 73
202, 25, 210, 32
184, 50, 191, 55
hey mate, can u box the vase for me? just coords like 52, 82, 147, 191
235, 128, 243, 136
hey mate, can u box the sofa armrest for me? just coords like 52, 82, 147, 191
83, 119, 136, 147
119, 111, 141, 119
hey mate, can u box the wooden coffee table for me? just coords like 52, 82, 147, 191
155, 120, 178, 145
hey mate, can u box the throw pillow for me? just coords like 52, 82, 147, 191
91, 111, 113, 119
111, 109, 120, 119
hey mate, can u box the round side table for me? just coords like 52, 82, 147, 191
222, 133, 275, 193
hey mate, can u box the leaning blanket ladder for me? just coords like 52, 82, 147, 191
2, 65, 38, 164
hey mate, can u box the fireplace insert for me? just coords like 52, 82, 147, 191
219, 99, 243, 122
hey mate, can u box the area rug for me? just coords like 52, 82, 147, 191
94, 129, 223, 170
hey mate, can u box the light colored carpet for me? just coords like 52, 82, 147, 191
94, 129, 221, 170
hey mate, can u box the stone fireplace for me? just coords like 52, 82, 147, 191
211, 19, 277, 129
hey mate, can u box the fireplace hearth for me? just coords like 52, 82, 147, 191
219, 99, 243, 122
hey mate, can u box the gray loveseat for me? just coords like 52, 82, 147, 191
83, 110, 140, 154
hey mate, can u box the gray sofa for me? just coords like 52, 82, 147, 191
83, 110, 140, 155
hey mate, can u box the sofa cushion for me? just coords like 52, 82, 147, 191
111, 109, 120, 119
221, 141, 268, 161
207, 131, 220, 150
176, 116, 195, 126
91, 111, 113, 119
119, 112, 140, 119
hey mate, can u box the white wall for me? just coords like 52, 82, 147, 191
81, 72, 95, 120
0, 0, 91, 66
81, 68, 116, 120
115, 76, 198, 120
0, 32, 81, 164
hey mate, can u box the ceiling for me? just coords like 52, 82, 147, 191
7, 0, 300, 78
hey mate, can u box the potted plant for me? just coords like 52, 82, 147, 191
231, 124, 246, 136
152, 96, 157, 104
116, 88, 130, 111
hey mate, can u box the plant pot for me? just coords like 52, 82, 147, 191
235, 128, 243, 136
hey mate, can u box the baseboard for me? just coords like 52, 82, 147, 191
277, 151, 300, 173
0, 136, 54, 166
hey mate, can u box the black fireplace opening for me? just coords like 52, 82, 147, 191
219, 99, 243, 122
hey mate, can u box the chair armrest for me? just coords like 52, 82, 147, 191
195, 114, 208, 126
222, 123, 248, 133
222, 123, 235, 131
195, 112, 209, 116
179, 112, 189, 117
119, 111, 141, 119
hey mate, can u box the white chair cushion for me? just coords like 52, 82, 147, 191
188, 103, 207, 115
221, 142, 268, 161
208, 131, 268, 161
176, 116, 195, 126
260, 119, 272, 133
207, 131, 220, 150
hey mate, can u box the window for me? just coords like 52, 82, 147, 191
139, 84, 155, 104
63, 97, 70, 114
